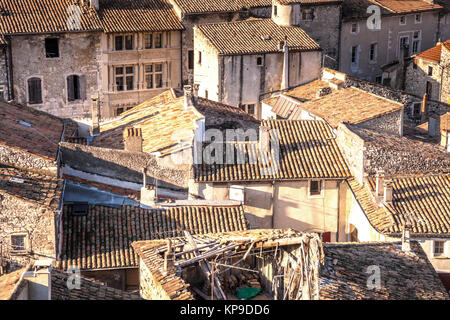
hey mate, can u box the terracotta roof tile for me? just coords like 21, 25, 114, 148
194, 120, 352, 182
58, 204, 248, 270
99, 0, 183, 33
366, 174, 450, 237
287, 87, 404, 128
91, 90, 258, 156
415, 40, 450, 63
196, 19, 320, 55
0, 165, 63, 210
320, 242, 449, 300
0, 0, 102, 35
0, 101, 65, 161
51, 269, 141, 300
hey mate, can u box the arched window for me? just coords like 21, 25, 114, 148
67, 75, 81, 101
27, 77, 42, 104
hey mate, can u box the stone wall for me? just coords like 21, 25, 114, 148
0, 45, 10, 101
139, 258, 170, 300
441, 45, 450, 104
405, 58, 441, 101
0, 145, 57, 176
0, 192, 57, 270
359, 109, 403, 136
336, 124, 365, 183
11, 32, 101, 119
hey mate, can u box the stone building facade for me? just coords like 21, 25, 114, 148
0, 167, 63, 272
339, 0, 442, 83
0, 41, 10, 101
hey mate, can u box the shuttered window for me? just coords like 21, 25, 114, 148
67, 75, 85, 101
28, 77, 42, 104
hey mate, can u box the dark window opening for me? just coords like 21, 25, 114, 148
247, 104, 255, 115
67, 75, 81, 101
11, 235, 26, 251
198, 51, 202, 65
434, 241, 445, 256
155, 33, 162, 48
205, 90, 208, 99
257, 56, 263, 66
71, 203, 89, 216
274, 5, 277, 16
28, 78, 42, 104
45, 38, 59, 58
125, 35, 133, 50
428, 66, 433, 76
115, 36, 123, 51
310, 180, 322, 195
426, 81, 432, 97
116, 108, 124, 116
144, 33, 153, 49
188, 50, 194, 70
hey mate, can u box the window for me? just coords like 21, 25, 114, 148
309, 180, 322, 196
412, 31, 421, 54
0, 86, 4, 101
369, 43, 377, 62
240, 104, 255, 115
426, 81, 432, 96
256, 56, 263, 66
415, 13, 422, 23
375, 76, 382, 83
144, 63, 163, 89
115, 35, 123, 51
11, 234, 27, 252
188, 50, 194, 70
154, 33, 162, 48
351, 23, 359, 34
428, 66, 433, 76
351, 45, 359, 64
399, 16, 406, 25
67, 75, 81, 101
412, 102, 421, 118
205, 90, 208, 99
434, 241, 445, 257
45, 38, 59, 58
144, 33, 153, 49
274, 5, 277, 16
302, 8, 314, 21
413, 61, 418, 69
125, 35, 134, 50
28, 77, 42, 104
115, 66, 134, 91
116, 107, 124, 116
198, 51, 202, 65
399, 36, 409, 58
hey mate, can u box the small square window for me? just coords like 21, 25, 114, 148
351, 23, 358, 34
11, 234, 27, 252
257, 56, 263, 66
415, 14, 421, 23
45, 38, 59, 58
434, 241, 445, 257
400, 16, 406, 25
247, 104, 255, 115
310, 180, 322, 196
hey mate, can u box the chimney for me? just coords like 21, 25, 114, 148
316, 87, 332, 98
90, 0, 99, 10
375, 170, 385, 197
90, 93, 100, 135
184, 85, 194, 110
193, 83, 200, 103
280, 41, 289, 90
140, 168, 157, 206
123, 127, 143, 153
421, 93, 428, 123
259, 126, 271, 152
401, 224, 412, 253
383, 180, 393, 203
441, 129, 449, 151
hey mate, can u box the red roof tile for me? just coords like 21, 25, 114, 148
415, 40, 450, 62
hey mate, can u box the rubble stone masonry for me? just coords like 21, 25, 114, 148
139, 258, 170, 300
0, 192, 57, 270
0, 145, 57, 176
441, 45, 450, 104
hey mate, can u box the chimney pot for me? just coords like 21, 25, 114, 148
402, 225, 411, 253
123, 127, 143, 153
90, 93, 100, 136
375, 170, 385, 197
384, 180, 393, 203
184, 85, 194, 110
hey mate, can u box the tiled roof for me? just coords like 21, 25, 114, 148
98, 0, 183, 33
346, 178, 394, 234
58, 204, 248, 270
51, 269, 141, 300
287, 87, 404, 128
195, 19, 320, 55
342, 0, 442, 20
414, 40, 450, 63
0, 101, 65, 161
0, 165, 63, 210
194, 120, 352, 182
320, 242, 449, 300
366, 174, 450, 237
0, 0, 102, 35
91, 90, 258, 156
0, 265, 30, 300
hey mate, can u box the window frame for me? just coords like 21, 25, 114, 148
114, 34, 135, 51
351, 23, 359, 34
114, 65, 135, 92
10, 233, 29, 254
67, 74, 82, 102
399, 15, 406, 25
144, 63, 164, 90
308, 180, 323, 198
27, 77, 43, 105
45, 38, 60, 58
415, 13, 422, 24
428, 66, 433, 76
369, 42, 378, 63
432, 240, 446, 258
302, 8, 314, 21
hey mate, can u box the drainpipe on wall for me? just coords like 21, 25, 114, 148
271, 181, 275, 228
336, 180, 340, 242
280, 41, 289, 90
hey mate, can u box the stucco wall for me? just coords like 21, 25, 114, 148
11, 32, 101, 119
439, 12, 450, 42
340, 12, 440, 82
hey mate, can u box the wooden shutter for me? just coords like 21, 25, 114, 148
67, 75, 74, 101
28, 78, 42, 104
